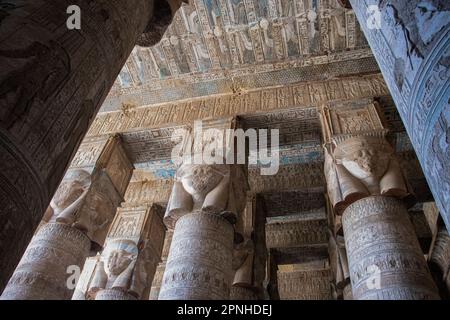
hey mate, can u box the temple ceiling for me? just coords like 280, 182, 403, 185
76, 1, 432, 209
100, 0, 375, 111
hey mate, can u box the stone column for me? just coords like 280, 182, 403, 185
429, 227, 450, 294
120, 177, 174, 300
1, 136, 133, 299
230, 239, 257, 300
0, 0, 184, 291
327, 194, 351, 300
160, 212, 235, 300
73, 204, 165, 300
230, 198, 259, 300
343, 0, 450, 231
343, 283, 353, 300
158, 118, 249, 300
149, 230, 173, 300
329, 231, 351, 300
343, 196, 438, 299
0, 222, 91, 300
320, 101, 440, 300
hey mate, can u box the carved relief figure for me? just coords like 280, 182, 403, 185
328, 229, 350, 293
228, 0, 248, 25
88, 239, 147, 299
328, 2, 347, 51
0, 40, 70, 130
378, 1, 450, 90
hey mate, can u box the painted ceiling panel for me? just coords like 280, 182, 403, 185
103, 0, 369, 109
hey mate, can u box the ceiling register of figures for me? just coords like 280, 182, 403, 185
107, 0, 368, 102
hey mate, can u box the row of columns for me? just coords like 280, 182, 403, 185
1, 135, 134, 299
0, 117, 266, 300
1, 111, 446, 300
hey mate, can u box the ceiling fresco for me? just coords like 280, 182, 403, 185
101, 0, 372, 111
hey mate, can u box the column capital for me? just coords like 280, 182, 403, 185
320, 101, 414, 214
136, 0, 189, 47
165, 117, 248, 228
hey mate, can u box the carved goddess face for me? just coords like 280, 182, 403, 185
85, 190, 114, 229
342, 147, 390, 180
51, 170, 91, 214
179, 164, 227, 198
106, 250, 135, 276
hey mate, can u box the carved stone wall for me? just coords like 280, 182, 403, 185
124, 180, 174, 206
423, 202, 441, 237
430, 228, 450, 285
249, 163, 325, 194
266, 218, 328, 249
343, 196, 439, 300
148, 228, 173, 299
277, 269, 332, 300
231, 199, 258, 300
149, 262, 168, 300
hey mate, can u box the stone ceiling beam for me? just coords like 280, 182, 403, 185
88, 73, 389, 138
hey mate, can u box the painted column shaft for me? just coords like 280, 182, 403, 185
343, 196, 439, 300
0, 223, 91, 300
159, 212, 234, 300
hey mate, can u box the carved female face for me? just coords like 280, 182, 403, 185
86, 190, 114, 228
342, 147, 390, 179
51, 170, 91, 214
106, 250, 134, 276
180, 164, 225, 197
52, 181, 85, 210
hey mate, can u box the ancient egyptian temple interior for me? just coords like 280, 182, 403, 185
0, 0, 449, 301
